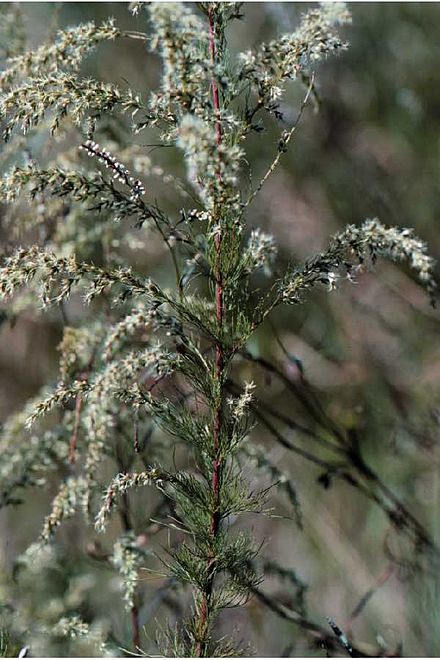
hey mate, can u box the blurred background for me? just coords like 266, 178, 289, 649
0, 2, 440, 656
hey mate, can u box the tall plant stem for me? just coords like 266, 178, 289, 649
130, 604, 141, 652
115, 443, 141, 652
195, 7, 224, 657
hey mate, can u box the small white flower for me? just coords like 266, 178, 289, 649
326, 271, 338, 291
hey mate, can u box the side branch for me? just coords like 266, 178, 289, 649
246, 72, 315, 208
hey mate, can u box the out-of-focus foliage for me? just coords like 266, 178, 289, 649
0, 2, 439, 657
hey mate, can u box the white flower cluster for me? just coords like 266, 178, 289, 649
245, 229, 278, 275
25, 379, 90, 428
177, 114, 243, 209
95, 468, 165, 532
83, 345, 167, 486
112, 532, 143, 610
0, 74, 145, 139
0, 19, 120, 92
129, 1, 145, 16
282, 218, 437, 304
361, 219, 435, 286
58, 325, 103, 382
184, 208, 211, 223
53, 615, 108, 654
80, 140, 146, 200
239, 3, 351, 108
148, 3, 208, 120
103, 304, 153, 361
54, 616, 90, 639
40, 477, 88, 542
228, 381, 255, 420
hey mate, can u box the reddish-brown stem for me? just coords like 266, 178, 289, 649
195, 8, 225, 658
131, 604, 141, 651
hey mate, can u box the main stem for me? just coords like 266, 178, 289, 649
195, 7, 224, 657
